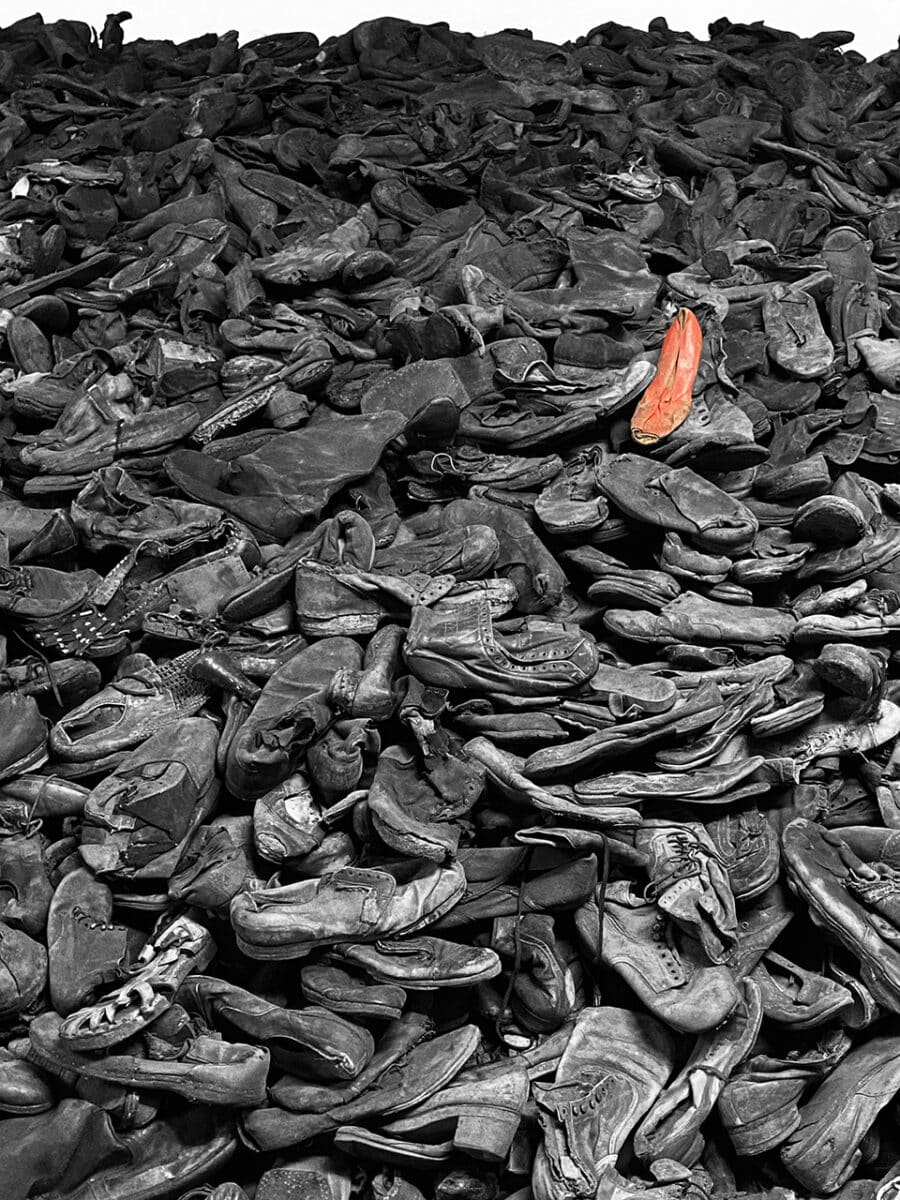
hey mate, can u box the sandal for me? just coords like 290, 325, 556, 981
58, 911, 215, 1049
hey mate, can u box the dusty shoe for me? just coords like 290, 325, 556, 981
0, 813, 53, 938
763, 284, 835, 379
705, 810, 781, 901
636, 820, 738, 963
178, 973, 373, 1081
252, 771, 326, 865
59, 912, 216, 1048
782, 820, 900, 1012
328, 623, 405, 721
167, 821, 257, 915
329, 937, 501, 990
306, 720, 376, 806
532, 1006, 675, 1200
244, 1019, 480, 1151
255, 1154, 354, 1200
750, 951, 854, 1028
717, 1028, 853, 1156
49, 651, 212, 763
0, 563, 126, 659
580, 881, 740, 1033
382, 1058, 529, 1163
781, 1030, 900, 1194
230, 859, 466, 960
300, 962, 406, 1021
26, 1010, 269, 1106
0, 1046, 54, 1114
79, 717, 220, 882
38, 1104, 237, 1200
225, 638, 362, 800
492, 914, 581, 1033
596, 454, 757, 553
367, 743, 480, 863
405, 597, 599, 696
46, 867, 144, 1016
0, 920, 47, 1020
633, 979, 763, 1165
813, 642, 886, 707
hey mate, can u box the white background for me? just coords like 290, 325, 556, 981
1, 1, 898, 60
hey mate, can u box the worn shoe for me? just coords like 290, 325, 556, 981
46, 867, 144, 1016
230, 859, 466, 960
79, 717, 220, 882
329, 937, 501, 990
405, 598, 599, 696
177, 974, 374, 1081
532, 1006, 675, 1200
225, 638, 362, 800
27, 1010, 269, 1106
579, 881, 740, 1033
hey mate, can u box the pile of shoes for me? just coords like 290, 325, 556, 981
6, 9, 900, 1200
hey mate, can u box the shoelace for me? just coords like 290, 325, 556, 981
0, 809, 42, 839
0, 637, 64, 709
644, 829, 711, 900
429, 451, 458, 474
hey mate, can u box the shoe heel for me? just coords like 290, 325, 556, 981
454, 1108, 521, 1163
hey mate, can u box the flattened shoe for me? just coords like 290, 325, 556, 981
763, 284, 835, 379
49, 651, 212, 763
78, 717, 220, 882
243, 1021, 481, 1152
225, 638, 362, 800
781, 1031, 900, 1194
27, 1010, 269, 1107
405, 598, 599, 697
329, 937, 502, 990
300, 962, 406, 1021
782, 819, 900, 1013
718, 1028, 852, 1158
750, 951, 854, 1028
177, 974, 374, 1081
604, 593, 796, 649
596, 454, 758, 553
230, 859, 467, 960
